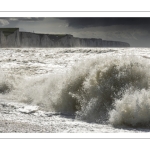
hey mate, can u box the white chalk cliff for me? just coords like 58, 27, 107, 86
0, 28, 130, 47
0, 29, 20, 47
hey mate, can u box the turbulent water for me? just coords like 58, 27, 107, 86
1, 47, 150, 131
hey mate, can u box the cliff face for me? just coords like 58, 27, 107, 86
102, 40, 130, 47
0, 29, 20, 47
0, 29, 130, 47
7, 29, 20, 47
78, 38, 103, 47
19, 32, 130, 47
50, 35, 130, 47
20, 32, 55, 47
0, 31, 7, 47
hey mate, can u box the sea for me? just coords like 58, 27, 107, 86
1, 47, 150, 133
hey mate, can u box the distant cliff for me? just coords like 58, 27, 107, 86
0, 28, 20, 47
0, 28, 130, 47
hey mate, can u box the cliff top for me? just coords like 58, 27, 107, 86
0, 28, 19, 37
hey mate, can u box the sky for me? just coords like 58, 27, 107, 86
0, 17, 150, 47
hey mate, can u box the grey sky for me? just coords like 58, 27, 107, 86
0, 17, 150, 47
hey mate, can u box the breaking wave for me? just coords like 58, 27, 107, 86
0, 71, 16, 94
1, 55, 150, 127
109, 89, 150, 127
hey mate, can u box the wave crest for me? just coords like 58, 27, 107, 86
3, 55, 150, 126
109, 89, 150, 127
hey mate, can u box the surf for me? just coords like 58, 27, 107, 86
1, 54, 150, 127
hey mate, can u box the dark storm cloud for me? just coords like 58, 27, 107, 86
0, 17, 45, 21
13, 17, 45, 21
0, 17, 150, 47
60, 18, 150, 28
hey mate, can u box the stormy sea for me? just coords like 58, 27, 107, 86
0, 47, 150, 133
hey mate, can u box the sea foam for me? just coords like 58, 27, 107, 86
1, 55, 150, 127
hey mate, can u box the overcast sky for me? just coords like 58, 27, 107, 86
0, 17, 150, 47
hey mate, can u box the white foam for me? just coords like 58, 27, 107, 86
1, 48, 150, 127
109, 89, 150, 127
